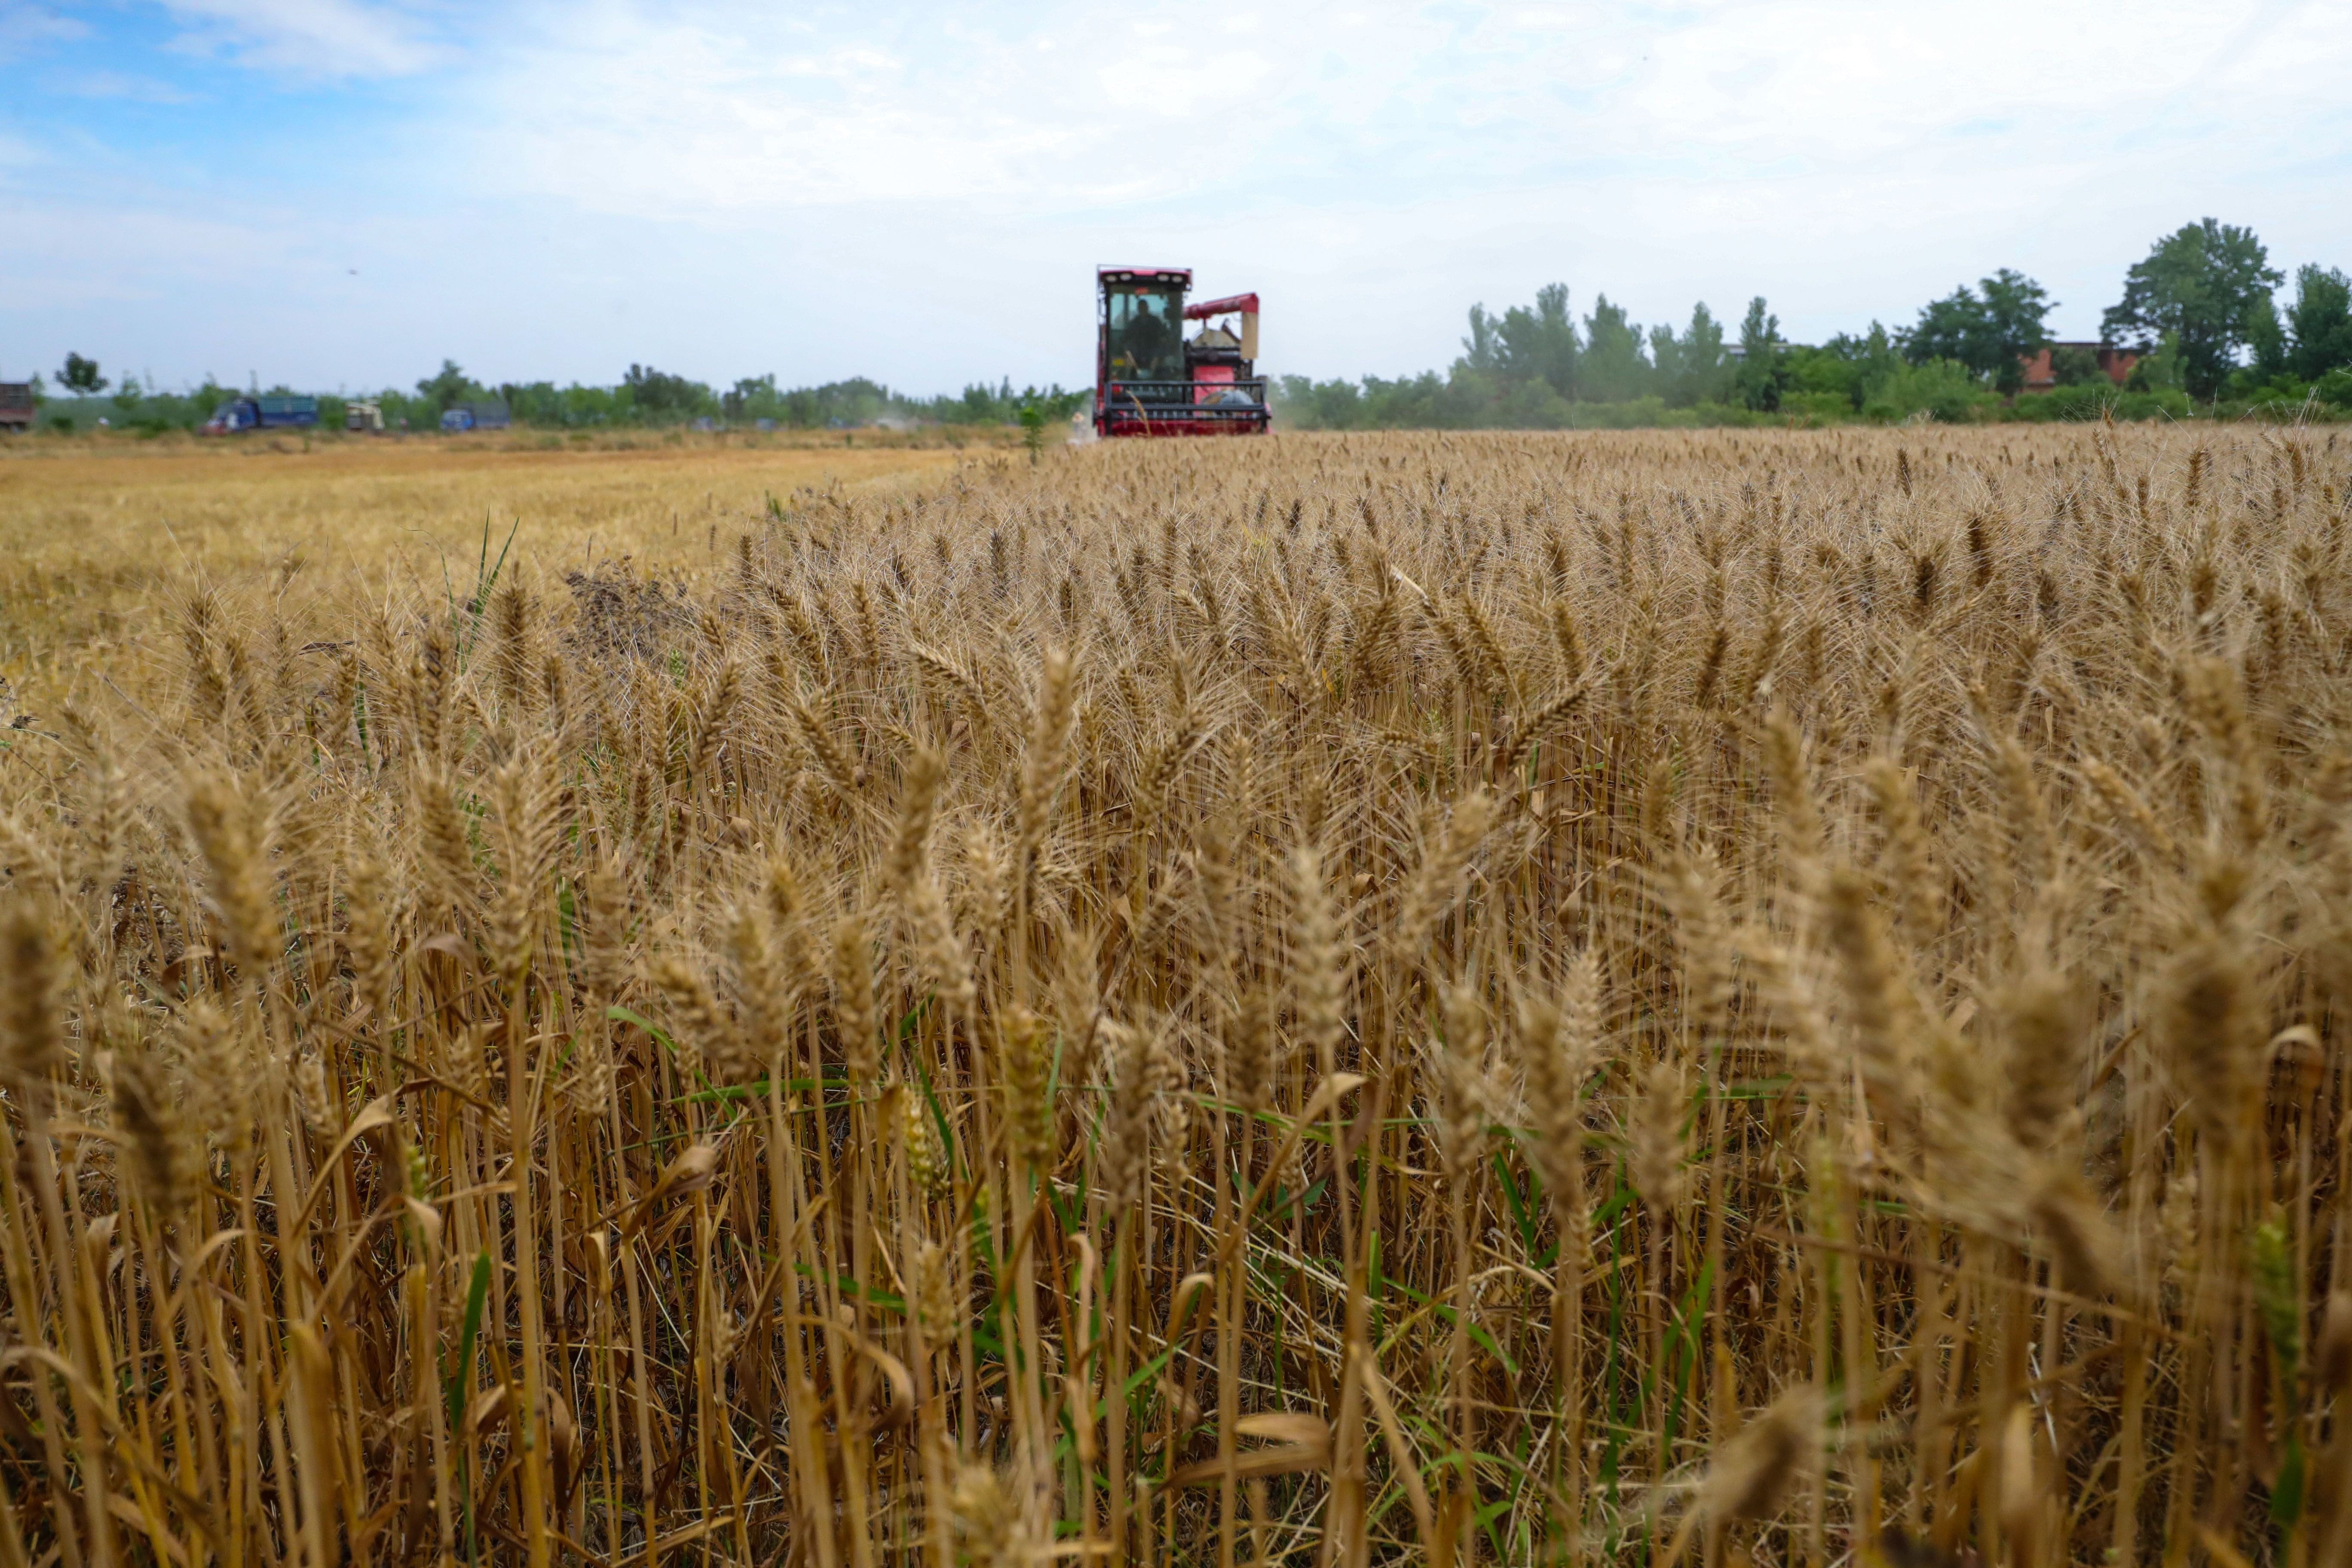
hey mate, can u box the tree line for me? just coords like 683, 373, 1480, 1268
1277, 218, 2352, 429
11, 356, 1089, 435
21, 217, 2351, 437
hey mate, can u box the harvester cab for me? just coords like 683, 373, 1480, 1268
1094, 267, 1269, 437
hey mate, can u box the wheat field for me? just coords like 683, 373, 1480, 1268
1, 423, 2348, 1568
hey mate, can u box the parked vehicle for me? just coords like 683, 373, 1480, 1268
203, 395, 319, 435
440, 399, 511, 432
346, 400, 384, 433
0, 383, 36, 432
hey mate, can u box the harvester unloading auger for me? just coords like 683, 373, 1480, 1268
1093, 266, 1270, 437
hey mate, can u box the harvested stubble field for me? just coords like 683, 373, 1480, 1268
1, 423, 2349, 1568
0, 435, 989, 668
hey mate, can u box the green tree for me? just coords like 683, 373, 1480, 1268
1782, 345, 1854, 407
1275, 376, 1367, 430
187, 378, 230, 426
1798, 323, 1902, 410
58, 352, 107, 396
621, 364, 713, 422
416, 359, 480, 413
1979, 269, 2054, 393
2123, 332, 2183, 394
1865, 359, 1995, 423
2282, 264, 2352, 380
1496, 284, 1580, 397
723, 375, 780, 422
2102, 219, 2282, 400
1736, 297, 1784, 411
1667, 302, 1729, 406
2247, 292, 2288, 378
1580, 294, 1648, 402
1856, 323, 1903, 403
1648, 322, 1681, 395
111, 375, 144, 416
1904, 269, 2051, 391
2048, 346, 2106, 386
1458, 304, 1503, 375
1905, 289, 1983, 369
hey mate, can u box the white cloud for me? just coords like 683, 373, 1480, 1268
159, 0, 449, 78
458, 0, 2352, 233
49, 69, 199, 102
471, 5, 1309, 214
6, 0, 2351, 391
0, 2, 87, 60
0, 197, 297, 277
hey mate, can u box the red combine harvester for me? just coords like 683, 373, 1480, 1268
1094, 266, 1269, 437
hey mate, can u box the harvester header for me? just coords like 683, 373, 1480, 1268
1094, 266, 1269, 437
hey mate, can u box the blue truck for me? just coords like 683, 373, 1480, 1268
440, 399, 511, 432
202, 395, 319, 435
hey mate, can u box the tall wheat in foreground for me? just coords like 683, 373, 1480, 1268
3, 424, 2351, 1567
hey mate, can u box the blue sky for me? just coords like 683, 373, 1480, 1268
3, 0, 2349, 397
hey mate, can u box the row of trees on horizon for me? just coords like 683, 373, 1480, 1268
1277, 217, 2352, 429
15, 358, 1091, 436
17, 218, 2352, 436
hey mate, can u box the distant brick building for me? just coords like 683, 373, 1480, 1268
2018, 341, 2140, 393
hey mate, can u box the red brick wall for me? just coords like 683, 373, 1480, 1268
2018, 343, 2138, 392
